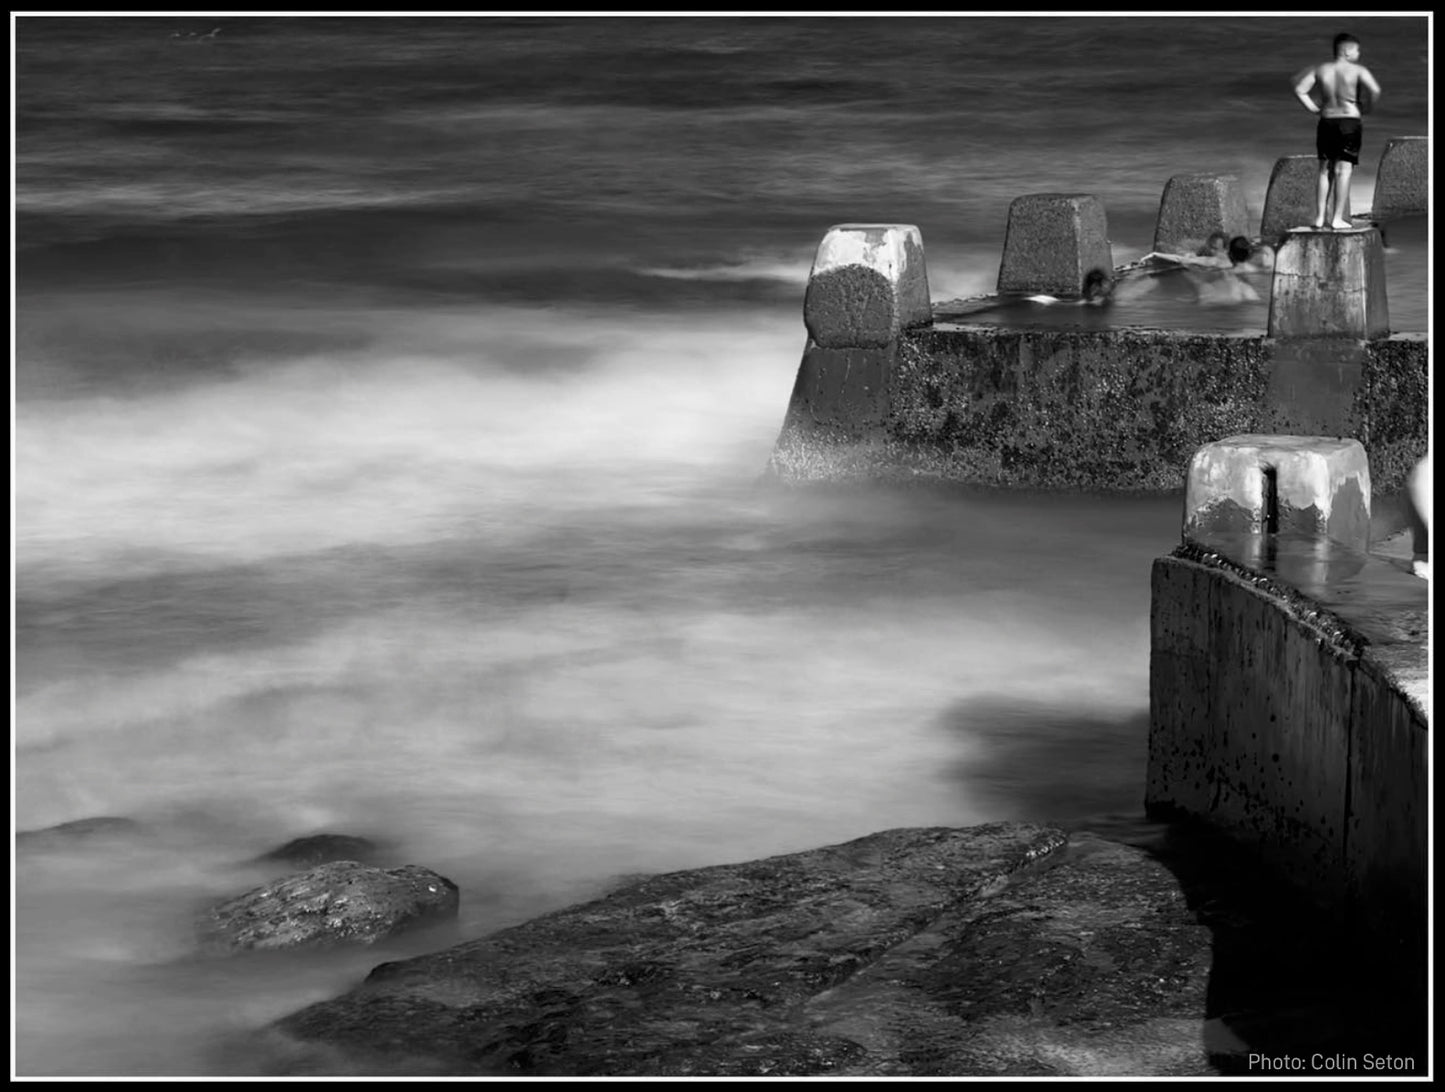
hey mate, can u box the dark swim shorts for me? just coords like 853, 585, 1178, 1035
1316, 116, 1363, 165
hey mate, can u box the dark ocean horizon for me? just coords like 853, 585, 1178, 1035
13, 14, 1432, 1077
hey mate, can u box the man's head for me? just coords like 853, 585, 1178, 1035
1334, 33, 1360, 60
1081, 267, 1113, 304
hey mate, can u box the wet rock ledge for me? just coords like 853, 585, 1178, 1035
253, 823, 1235, 1077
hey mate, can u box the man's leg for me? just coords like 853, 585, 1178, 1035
1330, 160, 1354, 228
1313, 159, 1331, 228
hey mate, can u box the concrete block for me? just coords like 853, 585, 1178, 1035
1184, 434, 1371, 551
995, 193, 1113, 298
1370, 136, 1427, 219
1268, 227, 1389, 339
1153, 174, 1249, 255
1259, 156, 1322, 243
803, 224, 931, 350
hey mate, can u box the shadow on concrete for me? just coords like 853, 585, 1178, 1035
941, 696, 1429, 1078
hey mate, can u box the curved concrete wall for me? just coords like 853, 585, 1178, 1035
1146, 538, 1427, 965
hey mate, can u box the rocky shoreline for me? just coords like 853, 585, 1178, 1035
17, 810, 1427, 1077
171, 819, 1424, 1077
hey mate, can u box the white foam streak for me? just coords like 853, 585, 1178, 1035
638, 257, 810, 285
16, 590, 1143, 838
15, 310, 802, 577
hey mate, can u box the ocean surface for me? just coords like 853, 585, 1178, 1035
13, 15, 1431, 1077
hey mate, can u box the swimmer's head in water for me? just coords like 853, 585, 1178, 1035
1199, 232, 1229, 257
1227, 236, 1253, 265
1082, 268, 1114, 304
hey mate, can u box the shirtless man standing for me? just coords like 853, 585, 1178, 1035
1293, 33, 1382, 230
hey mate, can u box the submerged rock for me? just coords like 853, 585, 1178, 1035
199, 861, 459, 954
257, 834, 384, 869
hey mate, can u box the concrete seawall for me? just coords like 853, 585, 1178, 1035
762, 163, 1431, 1003
770, 150, 1428, 494
1146, 532, 1427, 972
770, 325, 1427, 493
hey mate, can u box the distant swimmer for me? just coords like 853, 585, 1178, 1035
1110, 246, 1261, 306
1183, 236, 1263, 304
1081, 267, 1114, 305
1022, 268, 1114, 306
1293, 32, 1382, 230
1198, 233, 1231, 260
1137, 237, 1233, 271
1228, 235, 1276, 273
1191, 267, 1261, 306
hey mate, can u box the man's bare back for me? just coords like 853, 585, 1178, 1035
1298, 57, 1377, 118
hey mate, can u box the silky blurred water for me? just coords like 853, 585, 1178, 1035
13, 14, 1430, 1076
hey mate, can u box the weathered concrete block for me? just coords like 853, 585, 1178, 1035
1370, 136, 1427, 219
803, 224, 931, 350
996, 193, 1112, 297
1183, 435, 1371, 552
1268, 227, 1389, 339
1259, 156, 1321, 243
1153, 174, 1249, 255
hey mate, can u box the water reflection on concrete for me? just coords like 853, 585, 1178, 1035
1186, 529, 1427, 652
